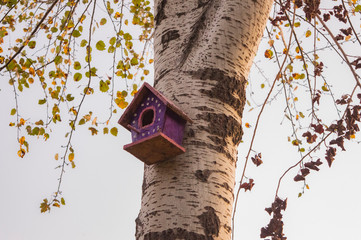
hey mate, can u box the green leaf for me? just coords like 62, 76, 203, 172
80, 39, 88, 47
355, 5, 361, 12
7, 60, 16, 71
103, 127, 109, 134
110, 127, 118, 136
123, 33, 132, 40
51, 27, 58, 33
108, 46, 115, 53
61, 197, 66, 205
79, 118, 86, 125
130, 57, 138, 66
99, 80, 109, 92
72, 30, 81, 38
28, 41, 36, 49
54, 55, 63, 65
38, 99, 46, 105
73, 73, 82, 81
100, 18, 107, 25
66, 94, 74, 101
109, 37, 116, 45
74, 61, 81, 70
10, 108, 16, 115
96, 40, 106, 51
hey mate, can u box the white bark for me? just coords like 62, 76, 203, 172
136, 1, 273, 239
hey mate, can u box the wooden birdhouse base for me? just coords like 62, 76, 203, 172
123, 132, 185, 165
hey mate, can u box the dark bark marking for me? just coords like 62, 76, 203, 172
195, 169, 211, 182
155, 0, 167, 25
198, 206, 220, 238
179, 0, 216, 67
143, 227, 208, 240
197, 112, 243, 146
189, 140, 234, 161
186, 68, 247, 118
135, 215, 144, 239
142, 180, 161, 193
194, 106, 215, 112
187, 128, 195, 138
161, 30, 180, 49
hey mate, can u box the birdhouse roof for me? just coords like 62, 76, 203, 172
118, 82, 193, 131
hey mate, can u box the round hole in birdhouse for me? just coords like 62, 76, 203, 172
140, 108, 155, 128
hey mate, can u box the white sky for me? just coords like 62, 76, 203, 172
1, 2, 361, 240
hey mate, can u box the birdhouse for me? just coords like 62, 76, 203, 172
118, 83, 192, 165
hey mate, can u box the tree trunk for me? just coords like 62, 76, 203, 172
136, 1, 273, 239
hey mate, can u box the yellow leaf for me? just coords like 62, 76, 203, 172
19, 118, 26, 126
53, 202, 60, 208
19, 136, 25, 145
245, 123, 251, 128
264, 49, 273, 59
61, 197, 66, 205
345, 35, 351, 41
306, 30, 312, 38
92, 117, 97, 125
55, 153, 59, 160
295, 55, 302, 59
17, 148, 26, 158
40, 199, 50, 213
68, 152, 74, 162
351, 134, 356, 139
71, 161, 76, 168
306, 184, 310, 189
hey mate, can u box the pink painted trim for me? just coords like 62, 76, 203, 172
138, 106, 156, 129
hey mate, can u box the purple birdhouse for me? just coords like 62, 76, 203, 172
118, 83, 192, 165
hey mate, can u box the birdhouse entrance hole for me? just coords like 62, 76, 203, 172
140, 107, 155, 128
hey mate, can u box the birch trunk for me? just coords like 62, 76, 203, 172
136, 1, 273, 239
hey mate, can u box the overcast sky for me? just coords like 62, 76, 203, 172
1, 2, 361, 240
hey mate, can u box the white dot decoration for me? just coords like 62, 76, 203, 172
158, 118, 161, 121
134, 113, 137, 117
151, 98, 154, 101
141, 103, 144, 107
153, 129, 155, 132
157, 104, 160, 107
146, 102, 149, 106
142, 133, 145, 136
155, 100, 158, 103
147, 97, 150, 100
159, 109, 161, 113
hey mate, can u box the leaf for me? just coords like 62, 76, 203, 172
355, 5, 361, 12
28, 41, 36, 49
123, 33, 132, 40
264, 49, 273, 59
80, 39, 88, 47
99, 80, 109, 92
79, 118, 86, 125
52, 202, 60, 208
103, 127, 109, 134
55, 153, 59, 160
88, 127, 98, 135
130, 57, 138, 66
294, 174, 305, 182
40, 199, 50, 213
10, 108, 16, 115
110, 127, 118, 136
17, 148, 26, 158
305, 30, 311, 37
72, 30, 81, 37
239, 179, 255, 192
100, 18, 107, 25
74, 61, 81, 70
66, 94, 74, 101
96, 40, 106, 51
73, 73, 82, 81
61, 197, 66, 205
109, 37, 116, 45
68, 152, 74, 162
